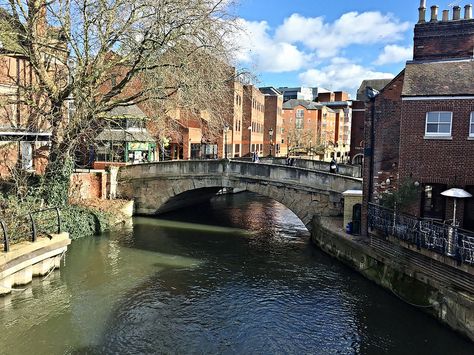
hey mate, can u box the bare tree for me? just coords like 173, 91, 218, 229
0, 0, 239, 203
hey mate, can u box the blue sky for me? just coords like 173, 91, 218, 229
231, 0, 462, 97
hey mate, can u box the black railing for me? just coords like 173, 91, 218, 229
368, 203, 474, 265
29, 207, 61, 242
1, 220, 9, 252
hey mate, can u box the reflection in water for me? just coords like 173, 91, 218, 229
0, 192, 473, 354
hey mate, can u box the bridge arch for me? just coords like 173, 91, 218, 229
117, 160, 362, 231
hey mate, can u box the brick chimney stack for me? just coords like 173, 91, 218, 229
413, 2, 474, 61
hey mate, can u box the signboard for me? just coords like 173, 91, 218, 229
128, 142, 149, 151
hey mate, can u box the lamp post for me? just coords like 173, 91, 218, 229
309, 140, 312, 160
269, 127, 274, 157
224, 123, 229, 159
441, 188, 472, 256
248, 125, 252, 157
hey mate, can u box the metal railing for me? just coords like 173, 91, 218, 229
368, 203, 474, 265
29, 207, 61, 242
1, 207, 61, 252
1, 220, 9, 252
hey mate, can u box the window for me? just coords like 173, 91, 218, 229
425, 111, 452, 137
470, 112, 474, 137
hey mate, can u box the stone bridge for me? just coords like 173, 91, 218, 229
117, 160, 362, 230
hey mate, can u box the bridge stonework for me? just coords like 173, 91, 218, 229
117, 160, 362, 231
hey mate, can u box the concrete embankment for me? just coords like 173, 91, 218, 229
0, 233, 70, 296
311, 216, 474, 342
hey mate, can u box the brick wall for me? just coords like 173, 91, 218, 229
70, 172, 107, 200
361, 73, 404, 234
350, 100, 365, 161
399, 98, 474, 220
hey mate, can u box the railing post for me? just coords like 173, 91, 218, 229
1, 220, 9, 252
29, 213, 37, 242
55, 207, 61, 233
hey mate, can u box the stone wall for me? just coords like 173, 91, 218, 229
311, 217, 474, 341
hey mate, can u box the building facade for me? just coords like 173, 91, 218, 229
260, 87, 283, 157
242, 85, 265, 157
362, 1, 474, 233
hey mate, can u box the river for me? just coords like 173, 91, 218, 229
1, 192, 473, 354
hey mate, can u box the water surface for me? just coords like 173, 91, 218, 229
1, 192, 473, 354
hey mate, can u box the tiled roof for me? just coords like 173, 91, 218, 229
282, 99, 322, 110
95, 129, 155, 142
402, 60, 474, 96
106, 104, 147, 118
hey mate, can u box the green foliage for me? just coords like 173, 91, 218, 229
61, 205, 110, 240
40, 158, 74, 207
380, 178, 420, 211
0, 194, 111, 245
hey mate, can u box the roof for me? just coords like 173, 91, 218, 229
259, 87, 282, 96
95, 129, 155, 142
318, 101, 350, 108
402, 60, 474, 97
282, 99, 322, 110
356, 79, 392, 101
105, 104, 147, 118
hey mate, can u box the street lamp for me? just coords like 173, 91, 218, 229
224, 123, 229, 159
309, 140, 312, 160
248, 125, 252, 157
441, 188, 472, 256
269, 127, 274, 157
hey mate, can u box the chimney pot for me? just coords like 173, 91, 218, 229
453, 5, 461, 20
418, 1, 427, 23
465, 4, 473, 20
430, 5, 439, 22
442, 10, 449, 22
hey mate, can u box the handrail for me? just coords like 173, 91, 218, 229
0, 220, 9, 252
368, 202, 474, 265
29, 207, 61, 243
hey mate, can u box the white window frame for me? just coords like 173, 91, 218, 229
470, 112, 474, 138
425, 111, 452, 138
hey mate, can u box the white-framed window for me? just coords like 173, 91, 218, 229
425, 111, 452, 137
470, 112, 474, 137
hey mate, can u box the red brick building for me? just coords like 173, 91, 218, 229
259, 87, 283, 157
363, 2, 474, 233
242, 85, 265, 157
351, 79, 392, 165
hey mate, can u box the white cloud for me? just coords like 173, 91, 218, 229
374, 44, 413, 65
232, 18, 311, 73
275, 12, 410, 58
298, 58, 394, 94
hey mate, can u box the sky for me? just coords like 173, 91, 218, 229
231, 0, 463, 97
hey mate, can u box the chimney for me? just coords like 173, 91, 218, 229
453, 5, 461, 20
418, 0, 427, 23
442, 9, 449, 21
465, 4, 473, 20
430, 5, 439, 22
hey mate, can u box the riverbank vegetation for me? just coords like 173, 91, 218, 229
0, 0, 242, 243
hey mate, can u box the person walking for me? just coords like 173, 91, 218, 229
330, 158, 337, 173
